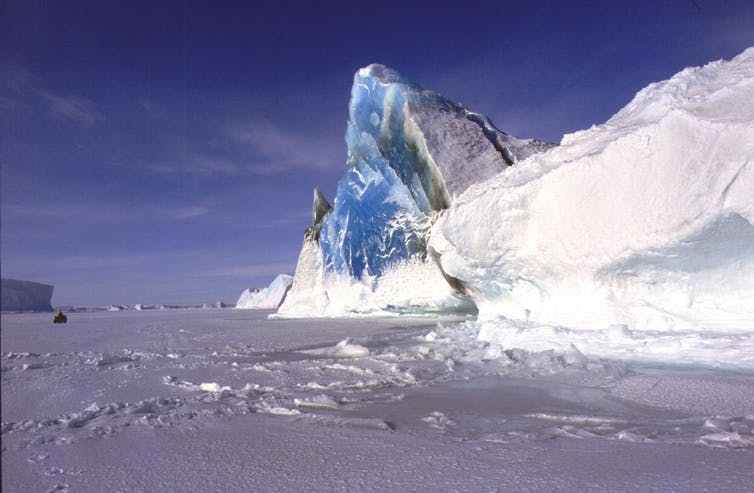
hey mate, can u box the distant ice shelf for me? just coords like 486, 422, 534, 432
1, 278, 54, 312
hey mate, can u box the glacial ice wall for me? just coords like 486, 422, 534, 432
1, 278, 54, 312
430, 47, 754, 331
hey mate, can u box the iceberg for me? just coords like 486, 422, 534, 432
133, 303, 156, 311
278, 64, 550, 317
319, 64, 551, 279
236, 274, 293, 310
1, 278, 54, 312
279, 50, 754, 329
430, 48, 754, 332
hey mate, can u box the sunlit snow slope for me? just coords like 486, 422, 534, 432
431, 48, 754, 332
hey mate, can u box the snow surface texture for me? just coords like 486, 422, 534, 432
1, 278, 54, 312
431, 48, 754, 333
235, 274, 293, 310
279, 64, 549, 317
2, 310, 753, 491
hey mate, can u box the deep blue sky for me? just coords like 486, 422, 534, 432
2, 1, 753, 305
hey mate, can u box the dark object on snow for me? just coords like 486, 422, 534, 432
53, 310, 67, 324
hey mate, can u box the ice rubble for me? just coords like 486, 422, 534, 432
431, 47, 754, 332
278, 64, 550, 317
235, 274, 293, 310
1, 278, 54, 312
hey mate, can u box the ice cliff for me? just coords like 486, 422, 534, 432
431, 48, 754, 331
1, 278, 54, 312
277, 65, 550, 317
236, 274, 293, 310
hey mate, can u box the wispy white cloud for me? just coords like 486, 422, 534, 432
2, 204, 123, 223
138, 98, 168, 119
224, 119, 343, 174
42, 92, 104, 127
146, 155, 241, 176
189, 155, 241, 175
0, 64, 38, 94
55, 254, 151, 270
0, 64, 37, 116
0, 62, 105, 128
204, 261, 295, 278
258, 208, 311, 229
4, 203, 211, 223
143, 118, 343, 177
157, 206, 210, 220
0, 95, 24, 112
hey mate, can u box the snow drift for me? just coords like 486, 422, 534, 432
1, 278, 54, 312
236, 274, 293, 310
431, 47, 754, 332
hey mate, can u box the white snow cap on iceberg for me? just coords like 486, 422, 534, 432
430, 47, 754, 331
236, 274, 293, 310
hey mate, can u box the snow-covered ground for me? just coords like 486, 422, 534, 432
2, 310, 753, 491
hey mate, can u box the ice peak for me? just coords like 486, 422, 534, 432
356, 63, 411, 85
312, 188, 332, 226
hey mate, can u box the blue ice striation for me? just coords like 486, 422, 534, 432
318, 64, 552, 279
